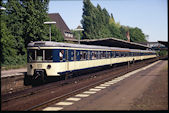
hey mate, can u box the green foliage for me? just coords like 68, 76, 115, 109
109, 13, 115, 24
129, 27, 147, 42
81, 0, 147, 43
81, 0, 111, 39
1, 0, 63, 66
51, 24, 64, 42
22, 0, 50, 45
109, 22, 123, 39
157, 50, 168, 57
71, 30, 83, 40
81, 0, 96, 39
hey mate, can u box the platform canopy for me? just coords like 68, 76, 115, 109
80, 37, 150, 50
158, 41, 168, 47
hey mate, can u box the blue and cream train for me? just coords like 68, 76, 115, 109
26, 41, 157, 83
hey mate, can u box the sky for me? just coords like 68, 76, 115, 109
48, 0, 168, 42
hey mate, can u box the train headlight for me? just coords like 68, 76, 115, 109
30, 65, 33, 69
47, 65, 51, 69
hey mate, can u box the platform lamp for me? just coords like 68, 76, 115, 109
44, 21, 56, 41
74, 28, 84, 44
0, 6, 6, 10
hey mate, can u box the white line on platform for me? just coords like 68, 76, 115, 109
89, 88, 102, 91
75, 94, 90, 97
66, 97, 81, 101
104, 82, 116, 85
42, 107, 63, 111
55, 102, 73, 106
100, 84, 110, 86
94, 86, 106, 89
83, 91, 97, 94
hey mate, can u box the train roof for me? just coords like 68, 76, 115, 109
27, 41, 155, 53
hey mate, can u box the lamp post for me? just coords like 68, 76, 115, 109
44, 21, 56, 41
74, 28, 84, 44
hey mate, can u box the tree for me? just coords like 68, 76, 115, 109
51, 24, 64, 42
119, 25, 129, 41
81, 0, 96, 39
1, 0, 60, 66
22, 0, 50, 45
109, 22, 123, 39
129, 27, 147, 42
109, 13, 115, 24
4, 0, 27, 64
81, 0, 111, 39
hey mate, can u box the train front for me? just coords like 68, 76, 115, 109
26, 41, 58, 84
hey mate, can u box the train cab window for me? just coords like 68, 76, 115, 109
45, 49, 53, 61
37, 50, 43, 61
28, 49, 35, 62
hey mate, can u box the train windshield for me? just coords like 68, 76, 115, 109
28, 49, 53, 63
28, 49, 35, 62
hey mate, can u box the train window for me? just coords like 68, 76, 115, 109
115, 51, 120, 57
103, 51, 105, 58
79, 50, 88, 61
125, 52, 127, 57
52, 49, 67, 62
76, 50, 80, 61
110, 51, 114, 58
123, 52, 126, 57
59, 49, 67, 62
100, 51, 104, 59
114, 51, 116, 58
28, 49, 35, 62
97, 51, 101, 59
121, 52, 124, 57
37, 50, 43, 61
107, 51, 110, 58
88, 51, 91, 60
80, 51, 84, 60
68, 50, 74, 61
88, 51, 92, 60
91, 51, 96, 60
45, 49, 53, 61
86, 50, 89, 60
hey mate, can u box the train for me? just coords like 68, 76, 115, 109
25, 41, 157, 84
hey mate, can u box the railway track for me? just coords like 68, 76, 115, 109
1, 57, 159, 111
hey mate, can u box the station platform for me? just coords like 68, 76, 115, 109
42, 60, 168, 111
1, 68, 26, 78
